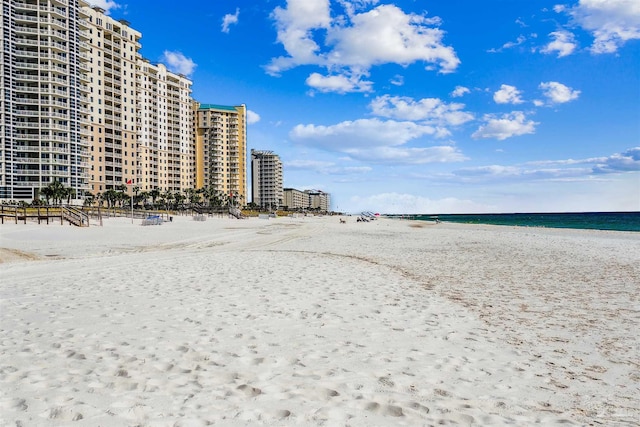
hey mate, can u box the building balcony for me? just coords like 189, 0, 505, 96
14, 61, 40, 70
12, 157, 41, 164
14, 97, 40, 105
15, 38, 38, 47
13, 73, 39, 82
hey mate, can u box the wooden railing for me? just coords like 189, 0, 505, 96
0, 205, 89, 227
61, 206, 89, 227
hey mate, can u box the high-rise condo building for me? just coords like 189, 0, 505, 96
85, 8, 194, 195
1, 0, 92, 201
251, 149, 283, 210
137, 61, 194, 192
85, 7, 141, 194
195, 103, 247, 204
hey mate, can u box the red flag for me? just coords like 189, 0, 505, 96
126, 179, 132, 185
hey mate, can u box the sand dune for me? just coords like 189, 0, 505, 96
1, 215, 638, 426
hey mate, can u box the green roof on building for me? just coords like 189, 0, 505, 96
198, 104, 238, 112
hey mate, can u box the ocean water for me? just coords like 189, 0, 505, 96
404, 212, 640, 232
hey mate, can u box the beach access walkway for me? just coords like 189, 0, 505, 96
0, 204, 89, 227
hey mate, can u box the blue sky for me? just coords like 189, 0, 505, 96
96, 0, 638, 214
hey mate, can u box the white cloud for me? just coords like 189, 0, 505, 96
529, 147, 640, 173
246, 110, 261, 124
538, 81, 581, 105
592, 147, 640, 173
452, 147, 640, 184
390, 74, 404, 86
369, 95, 474, 127
160, 51, 196, 76
488, 35, 528, 53
287, 159, 372, 175
472, 111, 538, 141
290, 118, 435, 149
289, 118, 466, 164
562, 0, 640, 53
454, 165, 524, 178
87, 0, 120, 14
267, 1, 459, 92
541, 31, 577, 57
503, 35, 527, 49
222, 8, 240, 33
325, 5, 459, 72
267, 0, 332, 74
451, 86, 470, 97
493, 84, 524, 104
331, 166, 373, 174
287, 159, 335, 169
349, 145, 466, 164
306, 72, 373, 93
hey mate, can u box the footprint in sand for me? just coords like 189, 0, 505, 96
407, 401, 430, 414
364, 402, 404, 417
41, 406, 83, 421
378, 376, 395, 387
237, 384, 262, 397
0, 397, 28, 411
274, 409, 292, 419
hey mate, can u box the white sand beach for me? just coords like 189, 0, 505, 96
1, 215, 638, 426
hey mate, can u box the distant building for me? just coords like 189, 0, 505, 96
306, 189, 331, 212
282, 188, 305, 211
195, 104, 247, 204
251, 150, 283, 210
282, 188, 331, 212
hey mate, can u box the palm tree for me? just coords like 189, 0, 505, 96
83, 192, 95, 207
195, 187, 205, 205
137, 190, 149, 208
221, 191, 231, 208
149, 188, 160, 208
117, 191, 126, 208
40, 180, 68, 205
64, 186, 74, 204
132, 186, 141, 204
201, 186, 216, 207
184, 188, 198, 206
102, 189, 118, 209
174, 191, 186, 210
40, 184, 55, 205
191, 190, 202, 205
162, 190, 174, 210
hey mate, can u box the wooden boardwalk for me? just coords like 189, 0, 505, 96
0, 205, 90, 227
